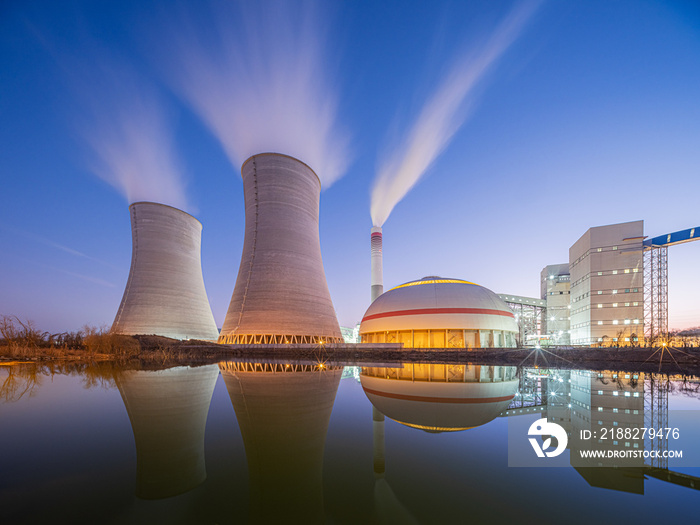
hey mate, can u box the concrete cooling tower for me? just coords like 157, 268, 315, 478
114, 365, 219, 500
111, 202, 219, 341
219, 153, 342, 345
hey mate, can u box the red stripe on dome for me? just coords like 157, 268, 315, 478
363, 387, 515, 404
371, 232, 382, 238
362, 307, 515, 322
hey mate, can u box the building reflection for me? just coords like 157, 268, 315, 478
219, 361, 342, 524
114, 364, 219, 500
362, 364, 518, 432
361, 364, 517, 524
504, 367, 700, 494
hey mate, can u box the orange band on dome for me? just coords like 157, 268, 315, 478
363, 387, 515, 404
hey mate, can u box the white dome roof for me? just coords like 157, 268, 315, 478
360, 277, 517, 334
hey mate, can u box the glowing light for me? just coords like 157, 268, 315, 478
389, 278, 478, 291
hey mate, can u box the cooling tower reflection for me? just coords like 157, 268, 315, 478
219, 360, 342, 524
114, 364, 219, 500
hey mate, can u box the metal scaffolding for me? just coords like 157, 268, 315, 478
643, 246, 668, 345
644, 373, 669, 470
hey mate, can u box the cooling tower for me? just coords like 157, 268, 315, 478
115, 365, 219, 500
371, 226, 383, 303
219, 153, 342, 344
112, 202, 219, 341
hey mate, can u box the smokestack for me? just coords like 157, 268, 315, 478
371, 226, 383, 302
111, 202, 219, 341
219, 153, 343, 344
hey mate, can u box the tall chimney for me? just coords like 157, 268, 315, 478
371, 226, 383, 302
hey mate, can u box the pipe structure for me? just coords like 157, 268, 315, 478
371, 226, 383, 303
219, 153, 342, 345
111, 202, 219, 341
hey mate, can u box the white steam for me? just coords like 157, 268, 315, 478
77, 61, 190, 212
371, 1, 540, 227
158, 0, 350, 187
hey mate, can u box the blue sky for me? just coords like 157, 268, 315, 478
1, 0, 699, 334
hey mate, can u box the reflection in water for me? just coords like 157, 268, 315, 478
219, 361, 342, 524
114, 365, 219, 500
362, 364, 518, 432
361, 364, 517, 524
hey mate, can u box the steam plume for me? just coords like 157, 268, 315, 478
370, 1, 539, 226
157, 0, 350, 187
77, 60, 190, 212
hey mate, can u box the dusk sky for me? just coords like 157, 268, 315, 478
1, 0, 699, 334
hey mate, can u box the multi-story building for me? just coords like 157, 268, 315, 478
569, 221, 644, 345
540, 264, 571, 345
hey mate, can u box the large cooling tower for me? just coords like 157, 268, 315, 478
112, 202, 219, 341
219, 153, 342, 344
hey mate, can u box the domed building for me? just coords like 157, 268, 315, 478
360, 277, 518, 348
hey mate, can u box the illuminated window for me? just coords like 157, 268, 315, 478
613, 246, 618, 250
613, 320, 619, 325
625, 392, 630, 397
613, 408, 619, 413
625, 302, 630, 306
597, 248, 602, 252
633, 302, 639, 306
624, 269, 630, 273
598, 407, 603, 412
598, 304, 603, 308
633, 319, 639, 324
598, 291, 603, 295
613, 303, 618, 307
633, 392, 640, 398
598, 321, 603, 325
613, 391, 619, 396
598, 390, 603, 395
612, 289, 618, 294
633, 268, 639, 273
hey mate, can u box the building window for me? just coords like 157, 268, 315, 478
598, 291, 603, 295
624, 269, 630, 273
598, 321, 603, 325
633, 302, 639, 306
613, 303, 618, 307
633, 268, 639, 273
598, 271, 603, 276
625, 302, 630, 306
613, 391, 619, 396
598, 407, 603, 412
633, 319, 639, 324
613, 246, 618, 250
598, 390, 603, 395
597, 248, 602, 252
612, 270, 618, 275
624, 319, 630, 324
613, 320, 619, 325
612, 289, 618, 294
625, 392, 631, 397
598, 304, 603, 308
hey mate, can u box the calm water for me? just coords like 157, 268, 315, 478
1, 359, 699, 524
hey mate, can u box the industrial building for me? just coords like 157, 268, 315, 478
541, 264, 571, 345
360, 277, 518, 348
219, 153, 343, 345
111, 202, 220, 341
569, 221, 644, 345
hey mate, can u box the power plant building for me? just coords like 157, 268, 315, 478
111, 202, 219, 341
360, 277, 518, 348
219, 153, 342, 345
569, 221, 644, 345
541, 264, 571, 345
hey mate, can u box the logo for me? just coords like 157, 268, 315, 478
528, 418, 568, 458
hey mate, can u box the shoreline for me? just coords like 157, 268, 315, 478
3, 336, 700, 376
